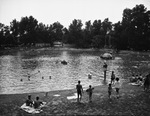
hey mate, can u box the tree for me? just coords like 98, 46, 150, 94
10, 19, 20, 45
102, 18, 112, 47
36, 23, 48, 43
62, 27, 69, 44
91, 19, 102, 36
113, 21, 129, 50
51, 21, 64, 42
90, 19, 105, 48
92, 35, 104, 48
121, 4, 150, 50
82, 20, 92, 48
2, 25, 14, 46
131, 4, 150, 50
68, 19, 83, 47
19, 16, 38, 45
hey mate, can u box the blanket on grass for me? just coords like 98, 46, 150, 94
20, 102, 46, 114
129, 83, 141, 86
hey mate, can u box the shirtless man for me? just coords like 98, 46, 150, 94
76, 80, 83, 102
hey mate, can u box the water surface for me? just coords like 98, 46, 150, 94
0, 48, 149, 94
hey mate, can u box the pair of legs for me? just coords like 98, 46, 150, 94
111, 78, 115, 84
77, 91, 82, 102
116, 88, 119, 98
108, 91, 111, 99
89, 93, 92, 102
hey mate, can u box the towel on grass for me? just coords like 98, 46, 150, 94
129, 83, 140, 86
21, 102, 46, 114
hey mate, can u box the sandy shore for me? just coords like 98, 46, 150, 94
0, 80, 150, 116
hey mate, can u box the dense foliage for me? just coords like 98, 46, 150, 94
0, 4, 150, 50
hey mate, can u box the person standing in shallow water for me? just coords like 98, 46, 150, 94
103, 62, 108, 81
76, 80, 84, 102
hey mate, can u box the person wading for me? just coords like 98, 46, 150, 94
103, 62, 108, 81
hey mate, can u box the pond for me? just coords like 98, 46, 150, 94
0, 47, 150, 94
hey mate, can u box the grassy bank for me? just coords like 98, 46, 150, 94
0, 80, 150, 116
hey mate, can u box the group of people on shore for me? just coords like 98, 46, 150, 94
129, 72, 150, 91
130, 74, 144, 86
76, 71, 121, 103
77, 70, 150, 103
25, 70, 149, 107
25, 71, 120, 108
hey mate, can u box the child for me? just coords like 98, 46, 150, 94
111, 71, 115, 84
137, 74, 143, 86
33, 96, 43, 109
114, 78, 121, 99
108, 83, 112, 99
25, 95, 33, 107
86, 85, 94, 102
138, 74, 143, 82
76, 80, 84, 102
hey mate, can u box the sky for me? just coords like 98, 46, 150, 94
0, 0, 150, 28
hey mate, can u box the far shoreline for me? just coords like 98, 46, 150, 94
1, 45, 150, 54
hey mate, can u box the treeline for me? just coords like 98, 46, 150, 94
0, 4, 150, 51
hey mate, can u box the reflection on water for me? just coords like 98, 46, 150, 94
0, 48, 150, 94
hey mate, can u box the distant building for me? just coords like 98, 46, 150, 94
53, 41, 63, 47
35, 43, 51, 47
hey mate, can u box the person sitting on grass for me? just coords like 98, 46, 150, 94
136, 75, 143, 86
135, 74, 139, 81
76, 80, 84, 102
108, 83, 112, 99
86, 85, 94, 102
25, 95, 33, 107
114, 77, 121, 99
33, 96, 43, 109
130, 74, 137, 82
139, 74, 143, 80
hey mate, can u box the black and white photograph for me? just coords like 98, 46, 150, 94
0, 0, 150, 115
